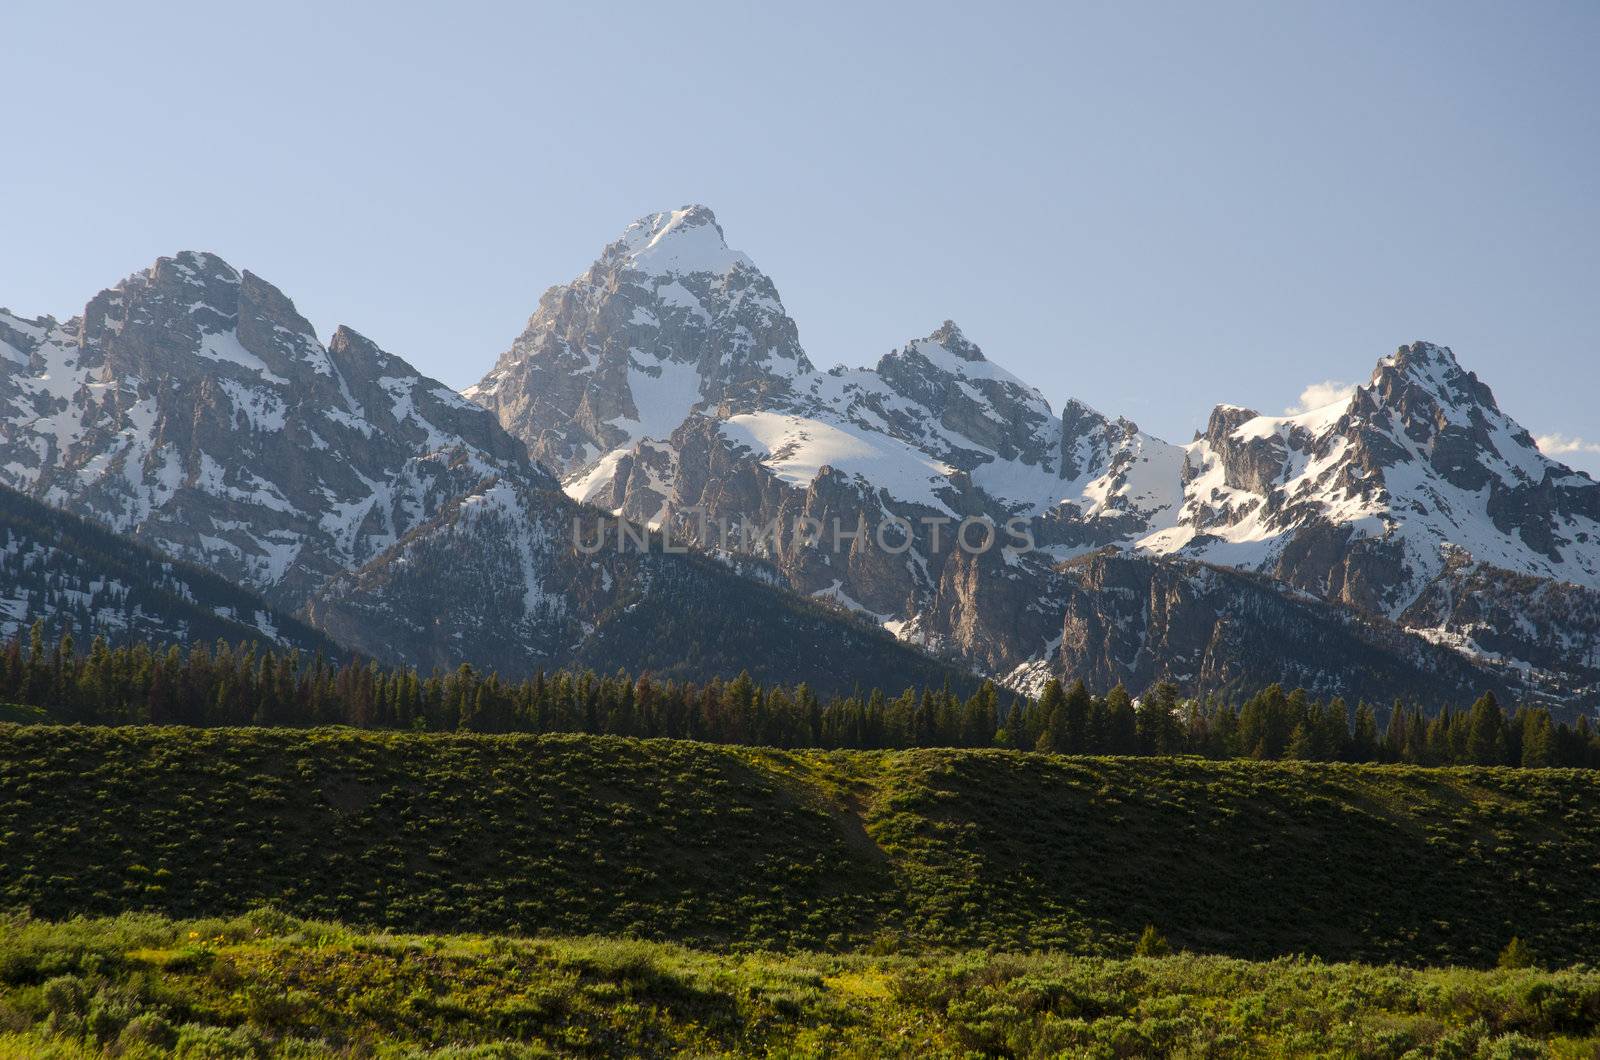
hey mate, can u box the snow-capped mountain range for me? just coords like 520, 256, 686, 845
0, 247, 967, 694
467, 205, 1600, 703
3, 205, 1595, 704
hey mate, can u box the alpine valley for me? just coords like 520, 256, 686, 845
4, 206, 1597, 707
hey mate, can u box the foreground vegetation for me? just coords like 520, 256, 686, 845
4, 725, 1600, 967
1, 910, 1597, 1058
4, 624, 1596, 767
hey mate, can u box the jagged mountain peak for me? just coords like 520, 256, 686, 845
0, 252, 542, 606
1370, 340, 1504, 420
878, 322, 1037, 397
1352, 341, 1552, 496
924, 320, 984, 361
151, 250, 243, 286
1147, 337, 1600, 684
470, 204, 811, 472
1202, 403, 1265, 444
1384, 339, 1462, 373
603, 204, 751, 277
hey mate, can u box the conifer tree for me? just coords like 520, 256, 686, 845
1062, 679, 1091, 752
1036, 678, 1067, 753
1135, 681, 1183, 755
1106, 685, 1138, 755
1520, 710, 1554, 768
1466, 692, 1507, 765
1350, 702, 1380, 762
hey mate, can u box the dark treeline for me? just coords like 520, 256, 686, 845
2, 623, 1597, 768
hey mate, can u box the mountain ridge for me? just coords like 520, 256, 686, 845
466, 205, 1600, 704
6, 210, 1595, 705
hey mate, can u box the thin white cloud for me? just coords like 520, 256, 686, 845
1535, 433, 1600, 458
1536, 434, 1600, 478
1285, 380, 1355, 415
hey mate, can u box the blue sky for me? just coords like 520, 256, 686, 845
4, 1, 1597, 472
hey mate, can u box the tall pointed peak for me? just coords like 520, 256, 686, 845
1370, 339, 1502, 416
923, 320, 986, 362
871, 320, 1051, 404
1383, 340, 1464, 376
137, 251, 242, 292
603, 204, 751, 277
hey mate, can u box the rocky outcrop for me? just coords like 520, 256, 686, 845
1152, 342, 1600, 694
1050, 550, 1514, 707
1400, 551, 1600, 701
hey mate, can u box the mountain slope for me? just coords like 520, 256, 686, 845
0, 481, 336, 654
466, 206, 813, 472
304, 477, 977, 695
1145, 341, 1600, 600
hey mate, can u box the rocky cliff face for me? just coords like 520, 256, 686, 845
478, 207, 1186, 676
303, 477, 976, 695
1041, 550, 1513, 707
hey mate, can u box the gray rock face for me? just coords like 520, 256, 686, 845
1048, 550, 1515, 707
1, 252, 545, 609
476, 209, 1181, 677
1399, 551, 1600, 702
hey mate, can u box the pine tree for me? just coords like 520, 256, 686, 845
1466, 692, 1507, 765
1136, 681, 1183, 755
1105, 685, 1138, 755
1285, 722, 1316, 761
1036, 678, 1067, 753
1382, 701, 1409, 762
1521, 710, 1554, 768
1062, 679, 1091, 752
1350, 702, 1380, 762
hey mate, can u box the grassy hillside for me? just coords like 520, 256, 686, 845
3, 911, 1599, 1058
3, 725, 1600, 966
